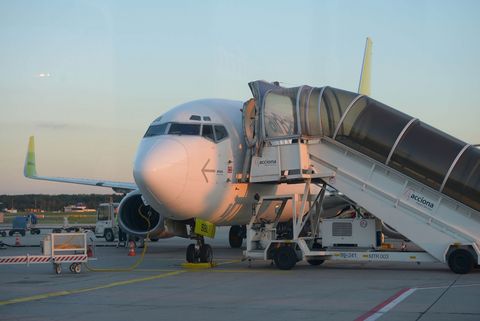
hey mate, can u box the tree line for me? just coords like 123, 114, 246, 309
0, 194, 124, 212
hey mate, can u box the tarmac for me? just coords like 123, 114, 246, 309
0, 227, 479, 321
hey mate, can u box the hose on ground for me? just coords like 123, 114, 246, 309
84, 205, 151, 272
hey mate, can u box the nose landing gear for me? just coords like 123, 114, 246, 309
186, 237, 213, 263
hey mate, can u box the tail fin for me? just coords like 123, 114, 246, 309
24, 136, 37, 178
358, 37, 372, 96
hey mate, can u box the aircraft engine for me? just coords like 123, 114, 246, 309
118, 190, 170, 238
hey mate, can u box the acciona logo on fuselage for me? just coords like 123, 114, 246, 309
403, 188, 435, 210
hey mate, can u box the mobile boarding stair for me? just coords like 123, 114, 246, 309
242, 80, 480, 274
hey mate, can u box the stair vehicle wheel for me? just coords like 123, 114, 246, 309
8, 230, 13, 236
104, 229, 114, 242
186, 244, 197, 263
448, 249, 474, 274
229, 225, 243, 248
69, 263, 75, 273
74, 263, 82, 274
307, 242, 324, 266
199, 244, 213, 263
1, 231, 6, 237
274, 246, 297, 270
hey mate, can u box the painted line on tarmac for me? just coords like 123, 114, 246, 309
0, 270, 185, 306
215, 259, 242, 266
354, 287, 417, 321
416, 283, 480, 291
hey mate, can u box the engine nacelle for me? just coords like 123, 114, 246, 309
118, 190, 170, 238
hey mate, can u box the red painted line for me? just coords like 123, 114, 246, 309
354, 288, 411, 321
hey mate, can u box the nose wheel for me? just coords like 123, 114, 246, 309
186, 237, 213, 263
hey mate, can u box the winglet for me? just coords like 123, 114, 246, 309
24, 136, 37, 178
358, 37, 372, 96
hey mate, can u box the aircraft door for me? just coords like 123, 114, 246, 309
242, 98, 257, 148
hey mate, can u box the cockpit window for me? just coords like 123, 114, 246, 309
189, 115, 201, 121
144, 123, 168, 137
214, 125, 228, 141
168, 123, 201, 135
202, 125, 215, 141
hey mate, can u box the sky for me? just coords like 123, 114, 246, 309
0, 0, 479, 195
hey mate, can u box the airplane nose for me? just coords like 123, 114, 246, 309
134, 138, 188, 205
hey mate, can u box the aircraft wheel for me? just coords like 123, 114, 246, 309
199, 244, 213, 263
229, 226, 243, 248
448, 249, 474, 274
274, 246, 297, 270
186, 244, 197, 263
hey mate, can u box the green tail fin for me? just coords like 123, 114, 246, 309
24, 136, 37, 178
358, 37, 372, 96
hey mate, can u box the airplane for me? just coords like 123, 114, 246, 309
24, 38, 373, 263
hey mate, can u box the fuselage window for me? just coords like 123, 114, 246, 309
168, 123, 201, 135
144, 123, 168, 137
202, 125, 215, 141
214, 125, 228, 142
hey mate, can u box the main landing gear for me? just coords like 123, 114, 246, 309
229, 225, 246, 248
186, 237, 213, 263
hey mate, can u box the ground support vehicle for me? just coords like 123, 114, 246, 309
0, 233, 95, 274
242, 82, 480, 274
94, 203, 119, 242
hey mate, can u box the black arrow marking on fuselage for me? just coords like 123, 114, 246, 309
201, 159, 215, 183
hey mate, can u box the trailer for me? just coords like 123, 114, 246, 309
0, 233, 95, 274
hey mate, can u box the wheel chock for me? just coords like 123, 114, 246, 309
181, 262, 217, 269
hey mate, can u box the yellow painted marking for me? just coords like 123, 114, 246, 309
0, 270, 185, 306
181, 262, 217, 269
215, 259, 242, 266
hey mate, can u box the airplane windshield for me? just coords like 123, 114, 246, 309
144, 123, 168, 137
168, 123, 201, 135
144, 122, 228, 140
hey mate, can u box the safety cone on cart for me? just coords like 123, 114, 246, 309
15, 235, 21, 246
128, 241, 136, 256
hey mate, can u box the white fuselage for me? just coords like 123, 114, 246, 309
133, 99, 307, 225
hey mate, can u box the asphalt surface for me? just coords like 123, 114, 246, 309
0, 227, 479, 321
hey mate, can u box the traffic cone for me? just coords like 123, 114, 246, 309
15, 235, 21, 246
128, 241, 136, 256
87, 245, 93, 257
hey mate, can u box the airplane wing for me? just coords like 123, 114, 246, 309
24, 136, 137, 194
358, 37, 372, 96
